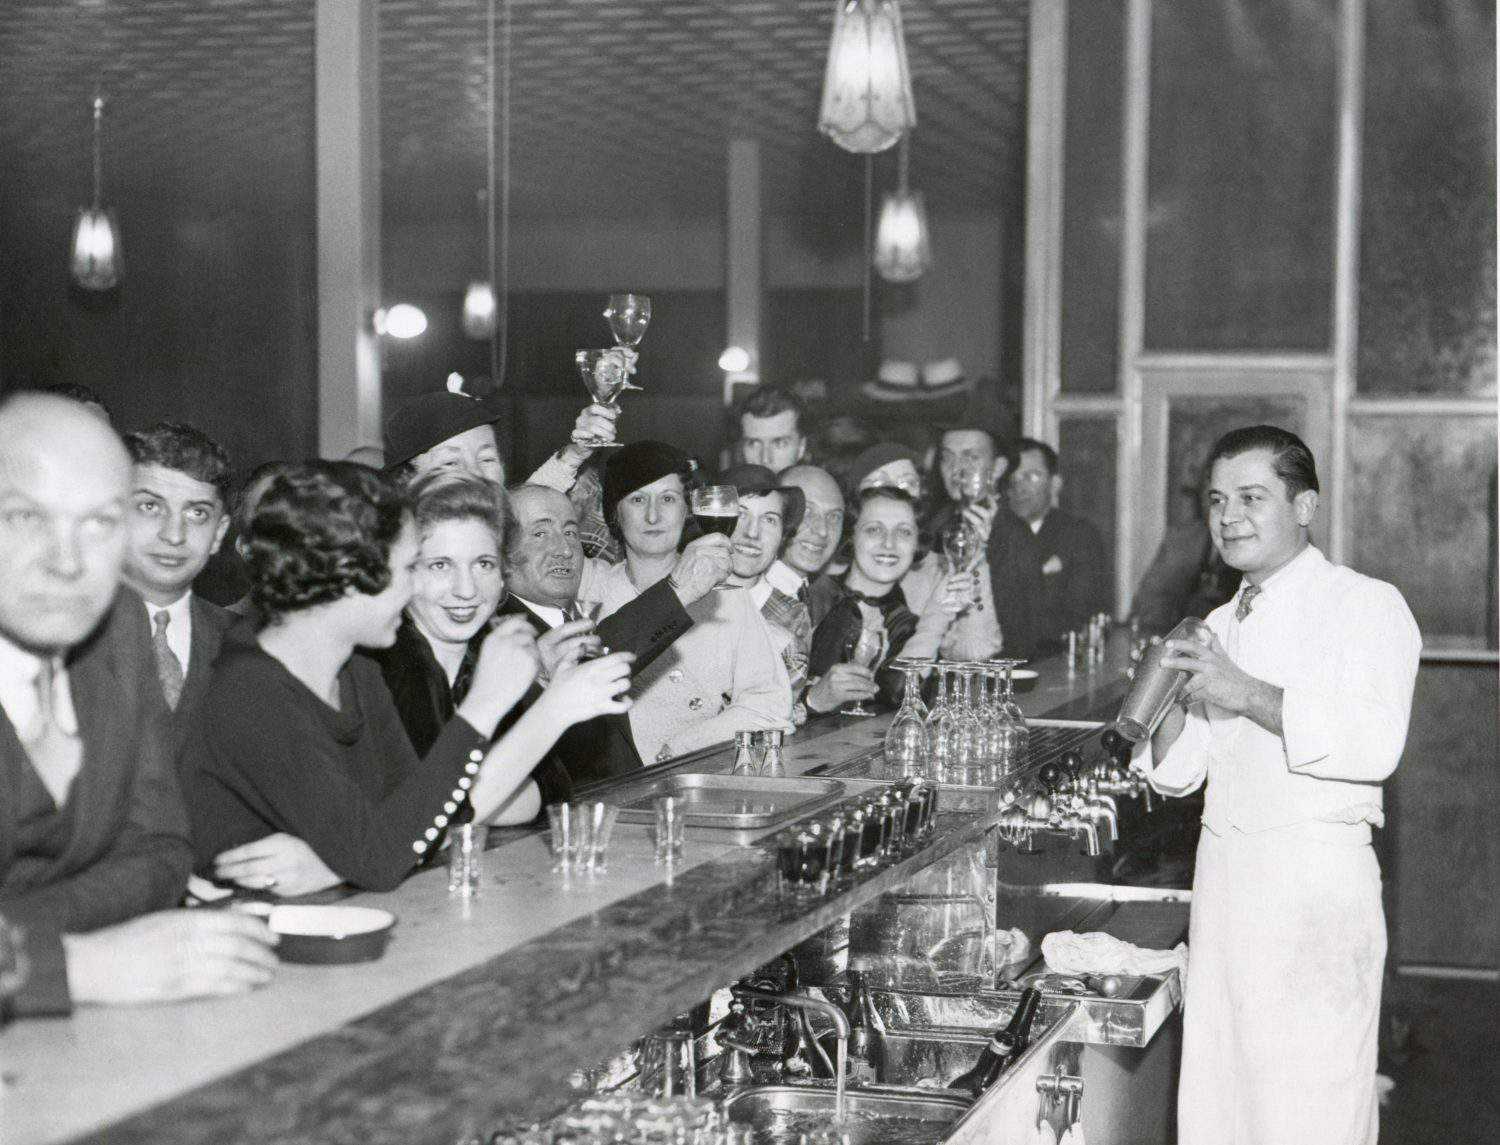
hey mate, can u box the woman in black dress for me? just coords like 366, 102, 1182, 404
183, 462, 632, 894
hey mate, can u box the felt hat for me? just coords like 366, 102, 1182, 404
383, 392, 501, 471
716, 463, 806, 535
603, 441, 697, 523
849, 442, 920, 490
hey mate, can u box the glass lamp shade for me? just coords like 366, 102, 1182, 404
69, 207, 122, 290
818, 0, 917, 154
461, 280, 497, 339
873, 189, 931, 282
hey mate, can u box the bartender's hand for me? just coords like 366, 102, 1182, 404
1163, 632, 1284, 735
63, 910, 279, 1005
668, 534, 734, 607
560, 403, 621, 465
211, 833, 343, 898
459, 616, 541, 733
536, 618, 602, 681
805, 664, 879, 714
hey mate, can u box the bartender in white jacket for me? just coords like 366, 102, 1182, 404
1143, 425, 1420, 1145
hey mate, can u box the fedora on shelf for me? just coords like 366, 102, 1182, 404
862, 357, 969, 403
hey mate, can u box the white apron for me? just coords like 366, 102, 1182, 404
1179, 822, 1386, 1145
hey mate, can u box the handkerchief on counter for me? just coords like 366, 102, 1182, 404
1041, 930, 1188, 980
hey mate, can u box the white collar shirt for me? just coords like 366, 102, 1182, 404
0, 633, 79, 739
512, 595, 567, 630
1142, 544, 1422, 843
144, 591, 194, 673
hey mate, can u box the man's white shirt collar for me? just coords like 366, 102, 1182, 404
143, 590, 194, 671
512, 594, 567, 629
765, 559, 805, 596
0, 632, 78, 737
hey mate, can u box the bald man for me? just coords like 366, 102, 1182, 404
0, 395, 276, 1017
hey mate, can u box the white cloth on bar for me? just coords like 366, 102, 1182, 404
1040, 930, 1188, 979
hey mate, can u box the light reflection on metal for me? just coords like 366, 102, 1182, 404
817, 0, 917, 155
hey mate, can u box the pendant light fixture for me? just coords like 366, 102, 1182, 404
873, 134, 931, 283
70, 94, 123, 290
462, 185, 498, 341
817, 0, 917, 155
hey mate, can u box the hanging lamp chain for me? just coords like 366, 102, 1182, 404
91, 93, 105, 208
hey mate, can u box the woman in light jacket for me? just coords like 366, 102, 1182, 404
589, 441, 791, 763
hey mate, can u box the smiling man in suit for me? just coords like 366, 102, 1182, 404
116, 423, 236, 753
0, 395, 276, 1018
497, 483, 729, 795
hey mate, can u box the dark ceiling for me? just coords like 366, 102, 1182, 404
0, 0, 1028, 225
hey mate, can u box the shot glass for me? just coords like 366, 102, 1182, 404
546, 802, 578, 872
776, 828, 829, 896
576, 801, 619, 874
653, 796, 686, 865
447, 820, 489, 896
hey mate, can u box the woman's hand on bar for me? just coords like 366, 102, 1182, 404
211, 833, 342, 898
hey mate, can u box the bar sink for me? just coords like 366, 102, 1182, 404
722, 1083, 969, 1145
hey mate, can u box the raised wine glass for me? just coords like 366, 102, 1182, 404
941, 519, 979, 611
603, 293, 650, 347
841, 624, 888, 717
573, 349, 637, 449
883, 657, 931, 776
689, 485, 743, 589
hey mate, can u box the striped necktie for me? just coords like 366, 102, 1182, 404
1235, 584, 1262, 622
152, 610, 185, 710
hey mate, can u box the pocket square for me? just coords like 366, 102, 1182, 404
1042, 554, 1064, 575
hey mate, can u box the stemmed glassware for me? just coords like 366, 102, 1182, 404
603, 293, 650, 347
572, 349, 638, 449
883, 657, 931, 775
841, 623, 888, 716
987, 659, 1031, 778
925, 663, 954, 772
940, 520, 980, 612
951, 664, 986, 784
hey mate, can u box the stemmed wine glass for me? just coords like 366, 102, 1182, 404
988, 659, 1031, 778
883, 657, 931, 775
573, 349, 639, 448
688, 485, 743, 589
941, 520, 980, 613
841, 624, 888, 717
925, 662, 954, 771
603, 293, 650, 347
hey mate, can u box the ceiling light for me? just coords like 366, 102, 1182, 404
718, 346, 752, 373
873, 135, 931, 282
375, 304, 428, 339
70, 94, 122, 291
817, 0, 917, 155
462, 280, 497, 339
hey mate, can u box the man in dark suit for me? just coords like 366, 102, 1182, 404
1007, 438, 1112, 644
498, 484, 730, 796
114, 423, 237, 758
0, 395, 276, 1018
927, 425, 1048, 661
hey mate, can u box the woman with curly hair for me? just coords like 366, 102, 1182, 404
181, 462, 633, 894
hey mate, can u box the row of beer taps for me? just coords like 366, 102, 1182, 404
995, 729, 1152, 857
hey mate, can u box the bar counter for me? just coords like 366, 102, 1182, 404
3, 647, 1133, 1145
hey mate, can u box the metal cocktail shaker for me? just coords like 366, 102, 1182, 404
1114, 617, 1213, 742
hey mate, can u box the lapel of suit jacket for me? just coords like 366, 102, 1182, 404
178, 595, 227, 719
0, 705, 28, 877
500, 595, 551, 637
57, 633, 132, 871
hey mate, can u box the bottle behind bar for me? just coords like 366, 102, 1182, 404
950, 987, 1043, 1096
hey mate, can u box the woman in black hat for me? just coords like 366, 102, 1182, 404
591, 441, 793, 763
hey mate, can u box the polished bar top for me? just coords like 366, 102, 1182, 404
2, 646, 1130, 1145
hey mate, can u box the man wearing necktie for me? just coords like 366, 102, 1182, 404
1143, 425, 1421, 1145
0, 395, 276, 1018
109, 423, 236, 756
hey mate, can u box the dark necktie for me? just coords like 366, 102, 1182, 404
25, 659, 83, 807
1235, 584, 1262, 622
151, 610, 185, 710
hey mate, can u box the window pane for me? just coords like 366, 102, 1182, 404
1057, 417, 1118, 606
1348, 416, 1497, 646
1165, 396, 1302, 527
1144, 0, 1338, 350
1059, 2, 1124, 393
1357, 0, 1497, 395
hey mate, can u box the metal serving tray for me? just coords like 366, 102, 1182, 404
614, 774, 847, 844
